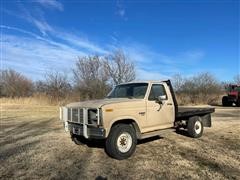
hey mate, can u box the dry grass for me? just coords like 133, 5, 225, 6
0, 99, 240, 179
0, 94, 81, 106
176, 93, 223, 106
0, 95, 53, 106
0, 93, 223, 108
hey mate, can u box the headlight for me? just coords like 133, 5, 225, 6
88, 109, 98, 125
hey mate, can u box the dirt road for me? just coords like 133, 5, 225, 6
0, 103, 239, 179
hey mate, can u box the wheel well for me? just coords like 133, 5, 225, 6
111, 119, 141, 139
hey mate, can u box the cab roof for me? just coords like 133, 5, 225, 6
118, 80, 169, 85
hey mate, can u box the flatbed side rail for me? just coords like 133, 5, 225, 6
176, 107, 215, 120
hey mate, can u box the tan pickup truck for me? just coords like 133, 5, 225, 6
60, 80, 214, 159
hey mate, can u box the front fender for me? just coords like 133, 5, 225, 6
105, 115, 140, 137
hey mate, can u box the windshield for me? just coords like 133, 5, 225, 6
107, 83, 148, 99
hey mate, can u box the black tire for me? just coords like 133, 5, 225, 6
105, 124, 137, 160
222, 96, 229, 106
71, 133, 86, 145
236, 99, 240, 107
187, 116, 203, 138
175, 126, 181, 134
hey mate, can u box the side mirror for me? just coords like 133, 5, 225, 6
155, 95, 167, 104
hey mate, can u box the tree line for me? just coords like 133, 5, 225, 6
0, 49, 239, 105
0, 50, 135, 101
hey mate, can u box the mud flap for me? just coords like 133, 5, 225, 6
201, 114, 212, 127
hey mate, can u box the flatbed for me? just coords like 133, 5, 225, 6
176, 107, 215, 119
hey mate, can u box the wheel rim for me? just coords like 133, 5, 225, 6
194, 121, 202, 134
117, 132, 133, 153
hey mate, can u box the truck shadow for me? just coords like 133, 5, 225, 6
175, 129, 189, 136
138, 136, 163, 144
83, 139, 105, 148
80, 136, 163, 149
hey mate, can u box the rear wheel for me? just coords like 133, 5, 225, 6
105, 124, 137, 160
236, 99, 240, 107
187, 116, 203, 138
222, 96, 229, 106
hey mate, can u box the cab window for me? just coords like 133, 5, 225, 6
148, 84, 167, 101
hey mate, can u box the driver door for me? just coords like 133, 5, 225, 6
145, 83, 174, 132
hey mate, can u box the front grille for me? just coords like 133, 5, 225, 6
79, 109, 84, 123
67, 108, 84, 123
72, 108, 78, 123
67, 108, 98, 125
66, 108, 102, 139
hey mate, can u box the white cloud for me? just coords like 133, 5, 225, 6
1, 23, 113, 80
120, 42, 206, 78
3, 2, 107, 53
116, 0, 127, 20
123, 43, 173, 64
31, 18, 53, 36
136, 68, 170, 81
52, 31, 109, 54
35, 0, 64, 11
1, 32, 89, 80
1, 25, 206, 80
1, 24, 107, 55
4, 4, 54, 36
2, 7, 52, 36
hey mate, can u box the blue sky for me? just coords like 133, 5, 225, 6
1, 0, 239, 81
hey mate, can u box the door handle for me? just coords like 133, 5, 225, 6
167, 103, 173, 106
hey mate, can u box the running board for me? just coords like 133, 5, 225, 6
140, 128, 175, 139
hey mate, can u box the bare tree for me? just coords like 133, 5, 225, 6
105, 50, 136, 85
0, 69, 33, 97
34, 80, 48, 94
171, 74, 185, 92
172, 72, 222, 104
40, 71, 71, 101
233, 74, 240, 84
73, 55, 110, 99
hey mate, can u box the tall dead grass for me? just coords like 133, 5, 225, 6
0, 95, 52, 106
1, 93, 223, 107
0, 93, 81, 106
176, 93, 223, 106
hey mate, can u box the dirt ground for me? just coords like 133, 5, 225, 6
0, 103, 240, 180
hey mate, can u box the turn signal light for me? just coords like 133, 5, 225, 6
105, 109, 113, 112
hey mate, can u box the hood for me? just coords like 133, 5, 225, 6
66, 98, 142, 109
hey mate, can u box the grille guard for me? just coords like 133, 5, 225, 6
59, 107, 101, 139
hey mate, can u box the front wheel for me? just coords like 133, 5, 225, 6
187, 116, 203, 138
105, 124, 137, 160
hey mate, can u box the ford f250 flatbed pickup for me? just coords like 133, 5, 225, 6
60, 80, 215, 159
